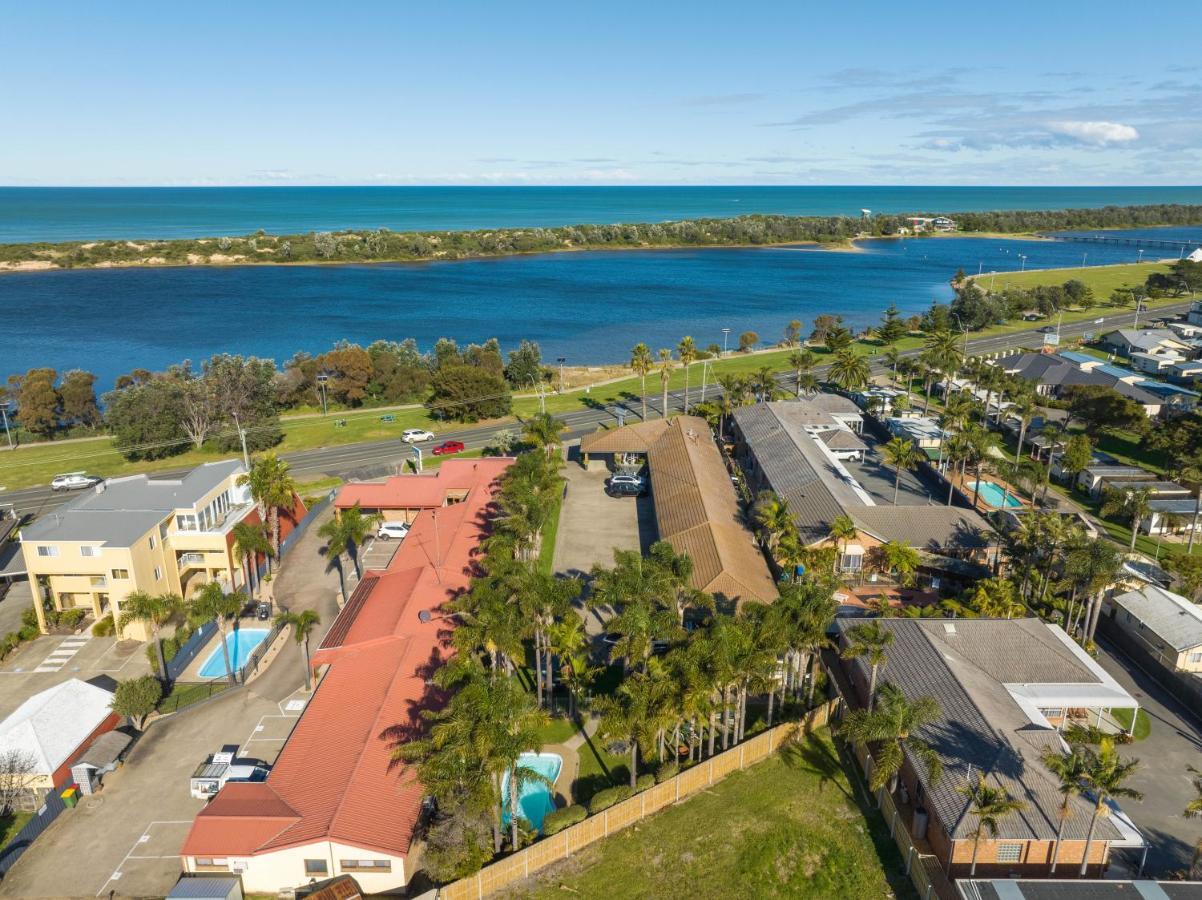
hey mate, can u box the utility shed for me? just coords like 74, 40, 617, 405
0, 678, 119, 789
167, 875, 243, 900
70, 728, 133, 795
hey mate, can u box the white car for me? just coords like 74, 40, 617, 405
401, 429, 435, 444
50, 472, 102, 492
377, 521, 411, 541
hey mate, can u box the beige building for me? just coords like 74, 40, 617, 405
20, 460, 258, 640
1106, 584, 1202, 673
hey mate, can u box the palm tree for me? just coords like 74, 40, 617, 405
1183, 765, 1202, 877
117, 590, 182, 681
923, 329, 965, 401
518, 569, 581, 709
677, 336, 697, 411
882, 437, 922, 506
877, 540, 921, 587
840, 620, 893, 711
1079, 737, 1143, 876
882, 346, 901, 385
337, 502, 384, 579
838, 681, 942, 793
275, 608, 321, 690
188, 582, 245, 685
318, 505, 379, 602
788, 349, 816, 397
957, 772, 1027, 877
1010, 393, 1039, 462
1101, 486, 1154, 553
828, 514, 859, 576
1042, 745, 1090, 874
238, 453, 298, 561
751, 366, 779, 403
772, 579, 836, 707
630, 343, 654, 421
548, 614, 594, 719
969, 577, 1024, 619
657, 348, 673, 419
828, 348, 870, 393
597, 670, 674, 789
755, 491, 795, 554
521, 412, 566, 453
962, 423, 997, 509
231, 520, 272, 596
943, 432, 972, 505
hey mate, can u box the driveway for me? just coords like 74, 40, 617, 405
843, 430, 938, 507
0, 632, 151, 720
1094, 638, 1202, 877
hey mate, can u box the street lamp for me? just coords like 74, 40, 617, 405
1137, 249, 1145, 264
316, 371, 331, 417
0, 401, 12, 450
556, 357, 567, 394
721, 328, 731, 357
1018, 254, 1028, 272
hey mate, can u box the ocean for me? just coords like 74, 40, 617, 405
3, 185, 1202, 243
0, 230, 1183, 392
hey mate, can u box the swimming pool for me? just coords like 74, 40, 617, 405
969, 480, 1023, 509
501, 752, 563, 833
198, 628, 270, 679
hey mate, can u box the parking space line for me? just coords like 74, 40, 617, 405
96, 819, 193, 896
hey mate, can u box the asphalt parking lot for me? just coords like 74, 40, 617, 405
843, 430, 939, 506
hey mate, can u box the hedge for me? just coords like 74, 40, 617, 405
654, 761, 679, 783
587, 785, 632, 815
542, 804, 587, 836
146, 620, 197, 675
635, 773, 656, 793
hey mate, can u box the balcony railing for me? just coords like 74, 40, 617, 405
178, 552, 207, 569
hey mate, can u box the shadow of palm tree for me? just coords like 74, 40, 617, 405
780, 731, 852, 800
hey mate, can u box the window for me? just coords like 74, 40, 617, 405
340, 860, 392, 872
37, 546, 58, 557
1190, 652, 1202, 664
111, 569, 129, 580
996, 843, 1023, 863
177, 514, 197, 532
80, 546, 100, 557
840, 553, 863, 573
1040, 708, 1063, 720
89, 576, 107, 587
153, 566, 162, 581
148, 536, 156, 550
304, 859, 329, 876
194, 857, 228, 868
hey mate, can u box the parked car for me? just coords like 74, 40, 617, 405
50, 472, 102, 492
401, 428, 436, 443
432, 440, 465, 456
605, 474, 646, 498
256, 601, 271, 621
377, 521, 411, 541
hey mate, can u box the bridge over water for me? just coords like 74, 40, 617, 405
1043, 232, 1202, 255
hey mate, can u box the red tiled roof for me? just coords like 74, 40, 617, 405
334, 458, 499, 510
181, 457, 513, 862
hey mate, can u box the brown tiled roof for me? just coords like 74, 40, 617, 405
818, 429, 867, 451
579, 419, 670, 455
647, 417, 777, 607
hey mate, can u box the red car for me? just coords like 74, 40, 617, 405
432, 440, 465, 456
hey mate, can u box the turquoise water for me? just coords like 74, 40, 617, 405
971, 480, 1023, 508
0, 229, 1186, 391
198, 627, 270, 678
501, 752, 563, 832
4, 186, 1202, 242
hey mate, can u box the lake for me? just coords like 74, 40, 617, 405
4, 185, 1202, 243
0, 231, 1179, 391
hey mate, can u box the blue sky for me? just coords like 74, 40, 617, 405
3, 1, 1199, 186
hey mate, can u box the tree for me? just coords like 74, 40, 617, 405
840, 620, 893, 711
922, 330, 964, 412
882, 437, 922, 505
827, 513, 859, 577
1101, 486, 1154, 552
824, 326, 853, 353
1079, 738, 1142, 876
1042, 745, 1089, 875
876, 540, 921, 587
1184, 765, 1202, 878
204, 354, 282, 453
1010, 393, 1038, 463
239, 453, 298, 561
427, 365, 512, 422
0, 749, 38, 816
58, 369, 101, 429
276, 609, 321, 690
738, 331, 758, 352
1063, 384, 1148, 437
838, 681, 941, 793
597, 670, 674, 790
231, 520, 272, 595
505, 339, 544, 387
521, 412, 565, 453
629, 343, 654, 421
189, 582, 245, 685
1060, 433, 1094, 481
827, 348, 870, 393
810, 314, 842, 344
784, 319, 803, 346
755, 491, 795, 554
111, 675, 163, 729
969, 577, 1024, 619
957, 772, 1027, 877
788, 350, 816, 397
14, 368, 60, 438
104, 377, 189, 460
658, 348, 673, 418
677, 336, 697, 411
1170, 552, 1202, 600
117, 591, 182, 680
878, 303, 907, 345
319, 504, 382, 601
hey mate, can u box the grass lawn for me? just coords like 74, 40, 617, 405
537, 491, 563, 577
504, 730, 915, 900
157, 679, 234, 714
969, 260, 1173, 297
0, 810, 32, 849
1112, 707, 1152, 741
536, 717, 579, 745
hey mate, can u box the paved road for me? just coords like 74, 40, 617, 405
0, 302, 1186, 520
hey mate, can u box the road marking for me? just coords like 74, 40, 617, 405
96, 820, 194, 896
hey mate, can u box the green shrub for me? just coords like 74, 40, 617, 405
20, 608, 39, 630
655, 761, 679, 783
635, 773, 656, 793
59, 608, 86, 630
17, 623, 39, 642
587, 785, 632, 815
542, 804, 587, 836
92, 616, 115, 637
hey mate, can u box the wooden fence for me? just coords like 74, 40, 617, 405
439, 700, 837, 900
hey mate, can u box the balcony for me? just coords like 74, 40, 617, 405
178, 552, 207, 570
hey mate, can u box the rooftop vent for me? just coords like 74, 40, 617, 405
943, 622, 957, 635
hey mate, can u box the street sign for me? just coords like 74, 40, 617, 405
1043, 333, 1060, 347
412, 445, 423, 473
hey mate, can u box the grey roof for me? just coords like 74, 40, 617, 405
961, 880, 1202, 900
1148, 498, 1202, 515
167, 875, 243, 899
1082, 465, 1151, 480
994, 352, 1160, 405
75, 728, 133, 769
836, 618, 1123, 843
733, 402, 859, 544
1111, 585, 1202, 652
1105, 480, 1189, 496
818, 428, 867, 451
1104, 327, 1187, 352
20, 460, 244, 546
852, 505, 991, 552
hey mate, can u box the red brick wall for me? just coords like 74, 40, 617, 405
51, 711, 120, 788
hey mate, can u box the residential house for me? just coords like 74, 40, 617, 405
957, 879, 1202, 899
180, 457, 514, 895
1128, 350, 1184, 375
1096, 479, 1188, 500
18, 461, 304, 640
990, 352, 1162, 416
835, 618, 1144, 879
1136, 379, 1201, 413
1169, 358, 1202, 383
1140, 497, 1202, 538
1100, 328, 1192, 359
1167, 321, 1202, 341
1077, 465, 1154, 498
886, 416, 946, 454
580, 416, 778, 609
1105, 584, 1202, 673
335, 457, 504, 524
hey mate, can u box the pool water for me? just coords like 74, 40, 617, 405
970, 480, 1022, 508
198, 628, 270, 679
501, 752, 563, 832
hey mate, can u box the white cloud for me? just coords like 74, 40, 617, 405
1046, 120, 1139, 145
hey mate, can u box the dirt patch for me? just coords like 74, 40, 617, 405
0, 260, 56, 271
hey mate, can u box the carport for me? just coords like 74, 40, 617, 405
579, 420, 669, 472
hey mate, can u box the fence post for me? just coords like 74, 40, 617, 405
739, 744, 745, 770
925, 884, 933, 900
604, 809, 609, 838
906, 845, 914, 875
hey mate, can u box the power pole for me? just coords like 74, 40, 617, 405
0, 402, 12, 450
238, 425, 250, 470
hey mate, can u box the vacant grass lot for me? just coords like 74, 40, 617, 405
503, 731, 914, 900
969, 260, 1173, 296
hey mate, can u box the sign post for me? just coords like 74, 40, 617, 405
413, 445, 423, 474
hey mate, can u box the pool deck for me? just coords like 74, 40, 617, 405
175, 616, 270, 683
955, 472, 1031, 514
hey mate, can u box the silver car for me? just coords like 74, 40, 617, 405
401, 429, 435, 444
50, 472, 102, 492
